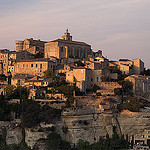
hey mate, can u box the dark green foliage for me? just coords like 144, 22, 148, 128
0, 93, 12, 121
4, 85, 15, 100
46, 132, 71, 150
7, 74, 12, 85
4, 85, 29, 100
34, 52, 44, 58
109, 66, 122, 74
44, 70, 54, 78
13, 86, 29, 100
60, 140, 71, 150
58, 72, 66, 76
21, 100, 61, 128
56, 84, 75, 105
0, 74, 6, 81
118, 80, 133, 95
114, 88, 122, 95
21, 100, 42, 128
46, 132, 62, 150
74, 60, 85, 67
140, 68, 150, 76
62, 126, 68, 134
42, 105, 61, 123
147, 139, 150, 147
76, 139, 90, 150
92, 84, 100, 93
46, 126, 56, 132
118, 97, 144, 112
96, 92, 102, 96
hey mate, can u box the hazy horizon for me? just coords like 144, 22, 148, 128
0, 0, 150, 68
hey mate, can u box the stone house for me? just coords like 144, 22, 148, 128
45, 30, 93, 59
24, 76, 52, 87
109, 59, 144, 75
125, 75, 149, 96
14, 58, 54, 76
15, 38, 46, 55
11, 74, 33, 86
97, 82, 122, 96
66, 67, 92, 92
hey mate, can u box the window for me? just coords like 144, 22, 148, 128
31, 64, 33, 67
40, 64, 42, 69
60, 47, 63, 52
36, 64, 37, 67
26, 64, 28, 68
23, 64, 25, 68
18, 64, 20, 68
97, 71, 99, 75
81, 69, 83, 73
97, 77, 99, 82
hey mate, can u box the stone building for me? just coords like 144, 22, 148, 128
133, 59, 144, 75
45, 29, 93, 59
109, 58, 144, 75
14, 58, 54, 76
0, 49, 35, 76
66, 67, 92, 92
15, 38, 46, 55
125, 75, 149, 96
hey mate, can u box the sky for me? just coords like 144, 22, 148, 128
0, 0, 150, 68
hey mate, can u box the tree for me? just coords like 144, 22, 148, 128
46, 132, 62, 150
76, 139, 90, 150
114, 88, 122, 95
21, 100, 42, 128
118, 80, 133, 95
44, 70, 54, 78
92, 84, 100, 93
4, 85, 15, 100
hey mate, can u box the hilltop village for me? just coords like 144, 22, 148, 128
0, 30, 150, 150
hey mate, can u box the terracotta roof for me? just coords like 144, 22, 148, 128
12, 74, 33, 79
48, 39, 91, 46
16, 58, 54, 62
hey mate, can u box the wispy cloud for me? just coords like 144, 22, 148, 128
0, 0, 150, 67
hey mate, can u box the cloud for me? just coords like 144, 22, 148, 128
0, 0, 150, 67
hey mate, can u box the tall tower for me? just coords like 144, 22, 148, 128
62, 29, 72, 41
15, 41, 24, 52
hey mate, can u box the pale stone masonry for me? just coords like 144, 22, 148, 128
45, 30, 93, 59
15, 38, 46, 54
125, 75, 149, 96
14, 58, 54, 76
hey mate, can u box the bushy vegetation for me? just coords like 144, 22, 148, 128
46, 132, 71, 150
92, 84, 100, 93
118, 80, 133, 96
118, 97, 144, 112
74, 60, 85, 67
4, 85, 29, 100
20, 100, 62, 128
108, 66, 128, 81
0, 92, 12, 121
140, 68, 150, 76
76, 132, 129, 150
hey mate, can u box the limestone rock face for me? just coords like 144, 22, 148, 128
25, 129, 49, 149
6, 127, 23, 145
59, 107, 120, 145
118, 110, 150, 141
